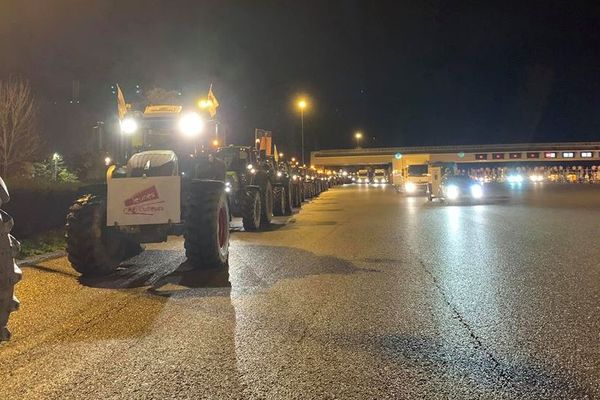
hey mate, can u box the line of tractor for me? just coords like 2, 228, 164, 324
63, 102, 343, 278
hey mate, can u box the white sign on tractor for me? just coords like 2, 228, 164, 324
107, 176, 181, 226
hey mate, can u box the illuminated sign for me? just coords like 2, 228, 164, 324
527, 152, 540, 159
475, 153, 487, 160
581, 152, 593, 158
492, 153, 505, 159
509, 153, 522, 159
562, 152, 574, 158
394, 153, 402, 160
544, 152, 557, 158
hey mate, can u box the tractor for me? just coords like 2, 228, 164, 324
216, 145, 274, 231
0, 178, 21, 341
65, 105, 230, 276
275, 159, 303, 211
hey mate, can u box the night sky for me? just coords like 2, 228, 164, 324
1, 1, 600, 156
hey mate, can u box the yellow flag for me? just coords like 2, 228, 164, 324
207, 86, 219, 118
274, 144, 279, 162
116, 84, 127, 120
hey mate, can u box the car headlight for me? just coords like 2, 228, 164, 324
446, 185, 460, 200
405, 182, 417, 193
529, 175, 544, 182
120, 117, 138, 134
470, 184, 483, 199
507, 174, 523, 184
178, 112, 204, 137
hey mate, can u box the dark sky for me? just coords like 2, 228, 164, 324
1, 0, 600, 156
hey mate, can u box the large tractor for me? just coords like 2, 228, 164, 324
215, 145, 274, 231
0, 178, 21, 341
66, 105, 230, 276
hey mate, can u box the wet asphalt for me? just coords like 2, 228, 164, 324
1, 183, 600, 399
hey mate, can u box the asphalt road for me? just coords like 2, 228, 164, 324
2, 183, 600, 399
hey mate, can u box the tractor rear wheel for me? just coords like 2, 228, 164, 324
283, 184, 293, 215
242, 188, 261, 231
0, 210, 20, 342
273, 185, 285, 216
66, 195, 142, 276
184, 180, 230, 269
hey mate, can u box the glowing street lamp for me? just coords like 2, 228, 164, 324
354, 132, 363, 148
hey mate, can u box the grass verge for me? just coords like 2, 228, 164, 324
17, 229, 66, 259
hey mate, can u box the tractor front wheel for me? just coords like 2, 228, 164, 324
66, 195, 142, 276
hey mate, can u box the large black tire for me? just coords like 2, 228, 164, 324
292, 184, 301, 208
184, 180, 230, 269
283, 184, 293, 215
0, 210, 20, 342
242, 188, 261, 231
66, 195, 142, 276
273, 185, 285, 216
260, 181, 273, 229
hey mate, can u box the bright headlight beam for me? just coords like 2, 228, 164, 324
446, 185, 460, 200
470, 184, 483, 199
405, 182, 417, 193
120, 117, 138, 134
178, 112, 204, 137
507, 174, 524, 184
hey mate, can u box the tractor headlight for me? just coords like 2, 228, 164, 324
405, 182, 417, 193
292, 174, 298, 181
178, 112, 204, 137
470, 184, 483, 199
446, 185, 460, 200
277, 171, 282, 177
120, 117, 138, 134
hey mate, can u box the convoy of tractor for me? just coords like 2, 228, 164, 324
61, 98, 340, 279
1, 90, 341, 339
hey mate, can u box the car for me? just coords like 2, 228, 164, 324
434, 175, 484, 202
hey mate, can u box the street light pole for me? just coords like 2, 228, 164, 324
52, 153, 59, 181
297, 98, 308, 165
301, 107, 305, 165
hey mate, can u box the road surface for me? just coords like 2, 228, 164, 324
2, 183, 600, 399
